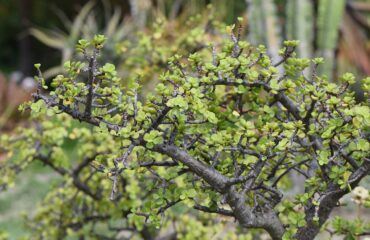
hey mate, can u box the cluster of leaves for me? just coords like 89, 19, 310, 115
117, 11, 228, 86
329, 216, 370, 240
1, 21, 370, 240
33, 1, 229, 91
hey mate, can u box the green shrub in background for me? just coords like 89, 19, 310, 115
248, 0, 347, 80
30, 1, 230, 93
1, 22, 370, 240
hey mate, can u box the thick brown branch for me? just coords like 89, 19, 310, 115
225, 186, 285, 240
294, 160, 370, 240
151, 144, 229, 193
32, 93, 120, 132
85, 52, 97, 116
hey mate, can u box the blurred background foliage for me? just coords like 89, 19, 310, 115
1, 0, 368, 129
1, 0, 369, 80
0, 0, 370, 238
0, 0, 369, 129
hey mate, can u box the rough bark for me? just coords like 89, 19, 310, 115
295, 160, 370, 240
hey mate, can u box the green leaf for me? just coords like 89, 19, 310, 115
317, 150, 330, 165
276, 138, 289, 151
357, 139, 369, 152
92, 34, 107, 48
340, 72, 356, 85
102, 63, 116, 73
284, 40, 300, 47
166, 96, 188, 109
203, 111, 218, 124
270, 78, 279, 91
